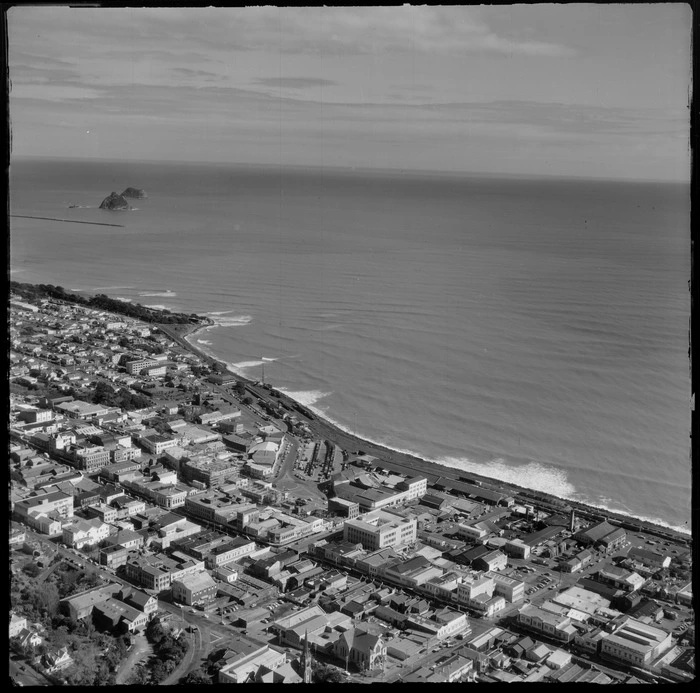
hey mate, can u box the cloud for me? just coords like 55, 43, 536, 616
170, 67, 222, 80
253, 77, 338, 89
8, 6, 576, 59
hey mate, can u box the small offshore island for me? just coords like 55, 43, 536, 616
8, 282, 694, 685
99, 188, 147, 210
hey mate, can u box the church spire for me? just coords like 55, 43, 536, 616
302, 629, 313, 683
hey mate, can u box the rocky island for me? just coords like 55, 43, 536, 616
99, 192, 130, 210
121, 187, 147, 199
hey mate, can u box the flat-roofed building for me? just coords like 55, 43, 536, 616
139, 434, 177, 456
72, 445, 110, 472
485, 570, 526, 603
517, 604, 577, 643
100, 544, 129, 569
55, 400, 115, 420
343, 509, 417, 550
171, 572, 217, 606
14, 490, 74, 524
218, 644, 287, 684
600, 617, 673, 668
125, 358, 163, 375
328, 497, 360, 519
552, 585, 611, 617
150, 485, 187, 509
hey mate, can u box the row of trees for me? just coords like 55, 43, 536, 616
11, 282, 204, 325
91, 379, 153, 410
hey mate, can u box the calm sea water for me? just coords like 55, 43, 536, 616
9, 158, 691, 532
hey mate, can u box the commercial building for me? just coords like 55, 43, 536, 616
15, 489, 74, 520
171, 572, 218, 606
71, 445, 111, 472
62, 518, 110, 548
218, 644, 287, 684
600, 617, 673, 668
343, 509, 417, 551
517, 604, 577, 643
125, 358, 164, 375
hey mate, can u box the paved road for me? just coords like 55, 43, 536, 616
114, 634, 151, 685
9, 657, 52, 687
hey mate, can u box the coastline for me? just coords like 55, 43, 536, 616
158, 320, 691, 544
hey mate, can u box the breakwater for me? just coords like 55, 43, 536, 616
10, 214, 124, 228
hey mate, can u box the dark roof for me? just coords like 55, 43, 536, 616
432, 477, 509, 504
521, 525, 564, 547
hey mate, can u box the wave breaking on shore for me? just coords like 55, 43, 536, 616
277, 394, 691, 537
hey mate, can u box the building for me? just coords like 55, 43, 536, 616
62, 583, 122, 621
333, 628, 386, 671
517, 604, 577, 643
574, 520, 626, 553
55, 400, 115, 420
139, 434, 177, 456
105, 528, 145, 551
218, 644, 288, 684
93, 598, 149, 633
125, 358, 164, 375
171, 572, 218, 606
473, 549, 508, 572
485, 570, 526, 603
328, 497, 360, 519
596, 566, 645, 593
72, 445, 111, 472
600, 617, 673, 668
504, 538, 531, 559
62, 518, 110, 549
14, 490, 74, 524
271, 604, 352, 651
10, 614, 28, 638
343, 509, 417, 550
100, 544, 130, 569
150, 485, 187, 509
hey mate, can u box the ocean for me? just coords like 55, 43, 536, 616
9, 157, 691, 533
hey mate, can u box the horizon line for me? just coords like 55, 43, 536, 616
9, 154, 691, 186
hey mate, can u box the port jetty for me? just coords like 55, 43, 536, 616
159, 320, 690, 547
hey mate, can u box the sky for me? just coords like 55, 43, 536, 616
7, 4, 692, 181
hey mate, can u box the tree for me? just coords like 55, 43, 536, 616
313, 663, 346, 683
183, 668, 212, 685
22, 563, 41, 578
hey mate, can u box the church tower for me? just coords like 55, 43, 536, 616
301, 629, 313, 683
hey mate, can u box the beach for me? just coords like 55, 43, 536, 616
157, 321, 691, 546
9, 158, 691, 533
